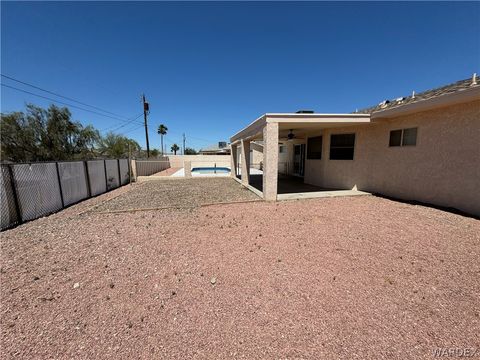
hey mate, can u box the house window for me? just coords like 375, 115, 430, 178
307, 136, 322, 159
402, 128, 417, 146
330, 133, 355, 160
389, 130, 402, 146
389, 128, 417, 147
279, 145, 285, 153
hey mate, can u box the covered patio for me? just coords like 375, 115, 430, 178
230, 113, 372, 200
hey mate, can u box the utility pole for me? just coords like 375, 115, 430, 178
182, 133, 186, 155
142, 94, 150, 158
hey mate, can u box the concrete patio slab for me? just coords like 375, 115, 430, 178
277, 189, 371, 201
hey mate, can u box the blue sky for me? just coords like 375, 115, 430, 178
1, 1, 479, 151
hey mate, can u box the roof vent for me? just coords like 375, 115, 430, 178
472, 73, 477, 86
412, 91, 415, 99
395, 97, 406, 103
378, 100, 390, 108
295, 110, 314, 114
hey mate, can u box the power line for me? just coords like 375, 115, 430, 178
162, 128, 217, 144
105, 122, 144, 137
1, 74, 130, 120
2, 78, 146, 144
1, 83, 143, 125
100, 113, 143, 133
119, 124, 144, 136
189, 135, 220, 144
165, 130, 215, 146
1, 74, 226, 149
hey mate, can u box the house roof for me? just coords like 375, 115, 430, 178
357, 75, 479, 114
230, 75, 479, 142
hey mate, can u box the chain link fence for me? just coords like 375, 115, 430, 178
0, 165, 20, 230
0, 158, 130, 231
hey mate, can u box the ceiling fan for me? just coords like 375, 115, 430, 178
279, 129, 305, 142
287, 129, 295, 141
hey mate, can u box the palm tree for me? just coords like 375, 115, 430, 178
157, 124, 168, 154
171, 143, 180, 155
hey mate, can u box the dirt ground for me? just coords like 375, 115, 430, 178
1, 179, 479, 359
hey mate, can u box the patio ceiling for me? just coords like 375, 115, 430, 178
277, 120, 371, 139
230, 113, 371, 143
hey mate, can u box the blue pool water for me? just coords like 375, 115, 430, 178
191, 167, 230, 174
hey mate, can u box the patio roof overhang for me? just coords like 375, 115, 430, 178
230, 113, 371, 144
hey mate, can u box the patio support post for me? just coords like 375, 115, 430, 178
230, 144, 238, 178
262, 122, 279, 201
240, 139, 250, 186
286, 141, 295, 175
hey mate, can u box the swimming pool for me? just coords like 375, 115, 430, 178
191, 167, 230, 174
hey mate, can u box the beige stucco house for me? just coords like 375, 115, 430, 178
230, 75, 480, 216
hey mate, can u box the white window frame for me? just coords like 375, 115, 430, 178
389, 127, 417, 147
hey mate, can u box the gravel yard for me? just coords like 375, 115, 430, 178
93, 178, 259, 212
1, 180, 479, 359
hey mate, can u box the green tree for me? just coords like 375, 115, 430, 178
150, 149, 160, 157
184, 147, 197, 155
171, 143, 180, 155
97, 132, 140, 158
1, 104, 99, 162
157, 124, 168, 154
1, 111, 39, 162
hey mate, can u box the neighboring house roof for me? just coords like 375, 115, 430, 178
199, 143, 230, 153
357, 75, 479, 114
